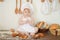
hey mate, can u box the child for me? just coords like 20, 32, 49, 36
11, 3, 38, 39
17, 8, 38, 36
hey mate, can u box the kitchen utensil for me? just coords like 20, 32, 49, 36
41, 0, 45, 3
19, 0, 22, 14
26, 0, 29, 2
59, 0, 60, 3
49, 0, 52, 3
31, 0, 32, 3
15, 0, 19, 14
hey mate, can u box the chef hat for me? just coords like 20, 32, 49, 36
21, 2, 34, 14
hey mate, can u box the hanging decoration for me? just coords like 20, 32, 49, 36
48, 0, 53, 14
15, 0, 33, 14
26, 0, 32, 4
19, 0, 22, 14
26, 0, 29, 2
0, 0, 4, 2
31, 0, 32, 3
15, 0, 19, 14
40, 0, 52, 15
59, 0, 60, 3
41, 0, 45, 3
14, 0, 54, 14
49, 0, 52, 3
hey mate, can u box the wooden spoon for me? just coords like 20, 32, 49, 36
19, 0, 22, 14
59, 0, 60, 3
49, 0, 52, 3
0, 0, 4, 2
26, 0, 29, 2
41, 0, 45, 3
15, 0, 19, 14
31, 0, 33, 4
26, 0, 32, 4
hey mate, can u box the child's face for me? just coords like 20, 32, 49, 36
23, 8, 31, 16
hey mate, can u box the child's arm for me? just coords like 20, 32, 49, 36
18, 16, 26, 25
28, 17, 35, 26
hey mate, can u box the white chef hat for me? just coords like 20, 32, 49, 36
21, 2, 34, 14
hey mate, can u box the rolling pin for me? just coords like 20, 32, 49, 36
15, 0, 19, 14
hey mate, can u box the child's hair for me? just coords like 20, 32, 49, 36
24, 8, 31, 13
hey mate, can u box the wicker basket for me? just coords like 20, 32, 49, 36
49, 24, 60, 36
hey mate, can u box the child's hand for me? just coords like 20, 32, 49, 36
19, 20, 26, 25
27, 20, 34, 26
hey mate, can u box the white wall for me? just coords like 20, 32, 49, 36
0, 0, 60, 30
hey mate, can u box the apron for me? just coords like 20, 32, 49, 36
17, 16, 38, 35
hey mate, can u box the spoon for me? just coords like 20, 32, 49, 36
19, 0, 22, 14
15, 0, 19, 14
31, 0, 33, 4
26, 0, 29, 2
26, 0, 32, 4
59, 0, 60, 3
41, 0, 45, 3
49, 0, 52, 3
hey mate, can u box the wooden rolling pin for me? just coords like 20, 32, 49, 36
15, 0, 19, 14
19, 0, 22, 14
